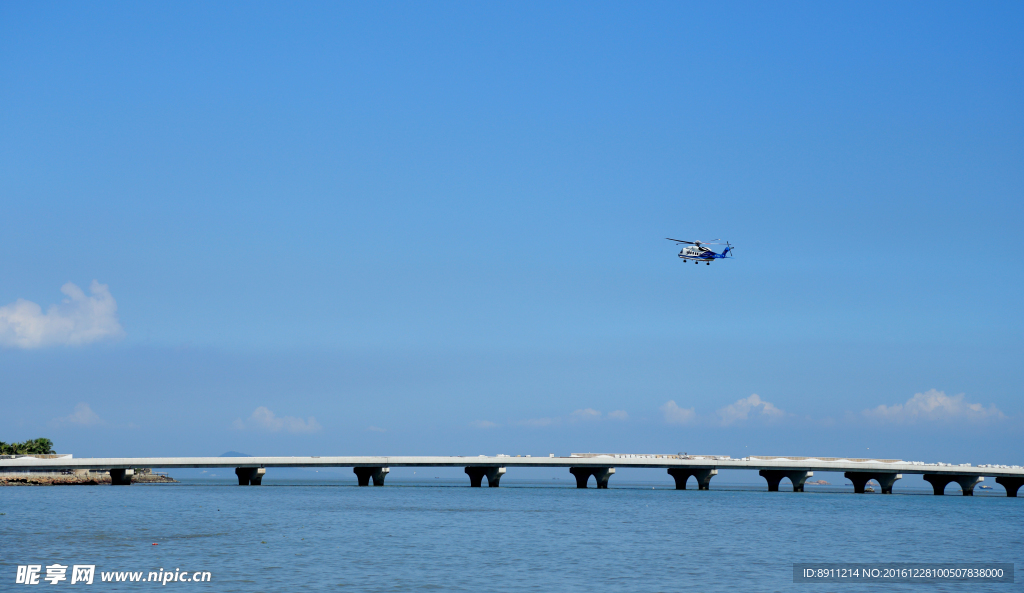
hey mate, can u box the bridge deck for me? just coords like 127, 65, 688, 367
2, 454, 1022, 478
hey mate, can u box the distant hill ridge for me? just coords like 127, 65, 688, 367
219, 451, 252, 457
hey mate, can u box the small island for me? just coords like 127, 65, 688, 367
0, 438, 177, 485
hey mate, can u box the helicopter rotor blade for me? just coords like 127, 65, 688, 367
666, 237, 730, 249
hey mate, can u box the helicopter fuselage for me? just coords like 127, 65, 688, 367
678, 246, 712, 259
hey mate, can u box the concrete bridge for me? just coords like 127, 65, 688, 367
2, 453, 1022, 496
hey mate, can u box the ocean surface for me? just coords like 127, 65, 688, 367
2, 479, 1020, 592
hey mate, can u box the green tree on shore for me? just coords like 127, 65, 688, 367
0, 438, 56, 455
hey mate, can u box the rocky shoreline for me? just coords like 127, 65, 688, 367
1, 472, 178, 486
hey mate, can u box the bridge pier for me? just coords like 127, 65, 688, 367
759, 470, 813, 492
569, 467, 615, 489
874, 473, 901, 494
995, 476, 1024, 497
353, 467, 389, 486
235, 467, 266, 485
109, 468, 134, 485
592, 468, 614, 489
844, 472, 902, 494
667, 468, 718, 490
923, 474, 983, 496
465, 466, 506, 487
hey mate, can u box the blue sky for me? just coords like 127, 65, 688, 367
1, 2, 1021, 474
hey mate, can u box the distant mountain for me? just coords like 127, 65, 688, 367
219, 451, 252, 457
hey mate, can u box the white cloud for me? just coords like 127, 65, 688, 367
516, 408, 627, 427
570, 408, 602, 421
0, 281, 125, 349
519, 417, 559, 427
717, 394, 784, 425
366, 425, 386, 433
660, 400, 696, 425
863, 389, 1005, 423
470, 420, 498, 428
232, 406, 322, 433
52, 403, 103, 427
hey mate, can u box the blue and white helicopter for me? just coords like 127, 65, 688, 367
666, 238, 734, 265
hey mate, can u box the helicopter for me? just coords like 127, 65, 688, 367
666, 238, 734, 265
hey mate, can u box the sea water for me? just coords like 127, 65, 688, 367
1, 480, 1020, 592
